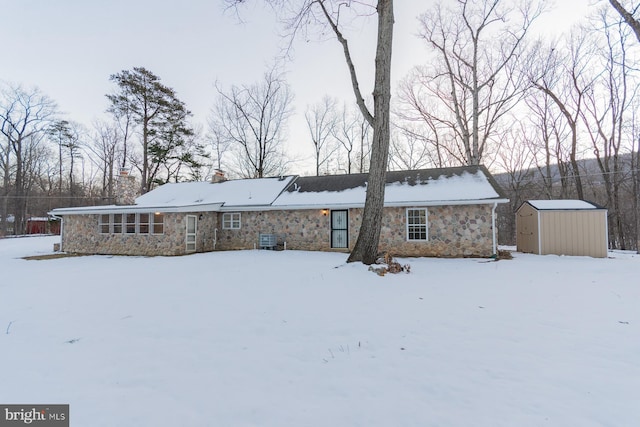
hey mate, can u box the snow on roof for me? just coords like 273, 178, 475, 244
528, 200, 600, 210
50, 166, 508, 216
273, 168, 504, 208
134, 176, 296, 208
50, 176, 296, 215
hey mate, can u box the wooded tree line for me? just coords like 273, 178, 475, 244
2, 0, 640, 252
0, 68, 210, 235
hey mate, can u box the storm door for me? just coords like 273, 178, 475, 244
186, 215, 197, 253
331, 210, 348, 249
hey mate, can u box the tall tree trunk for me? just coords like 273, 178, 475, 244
13, 137, 25, 235
569, 131, 584, 200
635, 148, 640, 252
609, 0, 640, 42
142, 116, 149, 193
1, 148, 9, 235
347, 0, 394, 264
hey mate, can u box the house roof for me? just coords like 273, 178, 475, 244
273, 165, 508, 209
526, 200, 605, 210
135, 175, 296, 208
49, 165, 508, 216
50, 176, 296, 215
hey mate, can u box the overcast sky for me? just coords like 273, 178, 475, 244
1, 0, 592, 175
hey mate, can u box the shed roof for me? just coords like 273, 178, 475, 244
526, 200, 604, 210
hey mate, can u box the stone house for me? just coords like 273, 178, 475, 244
49, 165, 508, 258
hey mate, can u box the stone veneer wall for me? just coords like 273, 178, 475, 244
62, 204, 495, 257
216, 209, 336, 251
216, 204, 496, 257
62, 212, 218, 256
372, 205, 495, 257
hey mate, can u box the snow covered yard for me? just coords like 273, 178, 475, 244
1, 236, 639, 427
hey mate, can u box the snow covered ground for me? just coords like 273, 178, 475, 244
1, 236, 639, 426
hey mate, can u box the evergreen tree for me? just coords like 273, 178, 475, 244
106, 67, 200, 192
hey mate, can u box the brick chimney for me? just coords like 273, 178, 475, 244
115, 168, 138, 205
211, 169, 226, 183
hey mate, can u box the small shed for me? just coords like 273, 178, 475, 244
26, 217, 61, 235
516, 200, 608, 258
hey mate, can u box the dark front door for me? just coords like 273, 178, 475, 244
331, 210, 348, 248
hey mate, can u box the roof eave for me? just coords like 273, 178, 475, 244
49, 202, 225, 216
268, 198, 510, 211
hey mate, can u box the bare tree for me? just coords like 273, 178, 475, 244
580, 8, 637, 249
609, 0, 640, 252
225, 0, 394, 264
212, 65, 293, 178
305, 96, 339, 175
0, 117, 12, 234
206, 115, 233, 174
396, 78, 465, 168
530, 33, 597, 200
631, 103, 640, 251
389, 126, 433, 171
87, 120, 122, 202
332, 103, 371, 174
0, 83, 56, 234
407, 0, 544, 166
524, 82, 573, 199
609, 0, 640, 42
493, 121, 537, 244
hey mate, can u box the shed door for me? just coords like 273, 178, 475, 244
331, 210, 348, 248
516, 204, 539, 254
186, 215, 197, 253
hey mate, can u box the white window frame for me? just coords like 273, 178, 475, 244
99, 214, 110, 234
112, 213, 123, 234
152, 213, 165, 235
125, 213, 137, 234
406, 208, 428, 241
98, 212, 162, 235
222, 212, 241, 230
138, 213, 150, 234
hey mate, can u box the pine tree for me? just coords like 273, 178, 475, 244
107, 67, 201, 192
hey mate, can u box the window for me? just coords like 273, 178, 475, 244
406, 208, 428, 241
99, 214, 110, 234
113, 214, 123, 234
222, 212, 241, 229
152, 213, 164, 234
125, 213, 136, 234
139, 213, 149, 234
97, 212, 160, 235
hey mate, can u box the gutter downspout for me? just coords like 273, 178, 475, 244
50, 214, 63, 252
492, 203, 498, 257
213, 228, 217, 250
537, 210, 542, 255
